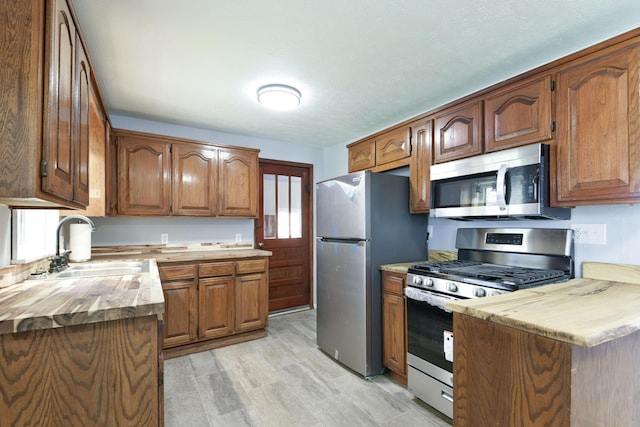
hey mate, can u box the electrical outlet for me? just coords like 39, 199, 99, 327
161, 233, 169, 244
235, 233, 242, 243
571, 224, 606, 245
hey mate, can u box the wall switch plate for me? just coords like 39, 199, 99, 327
571, 224, 606, 245
235, 233, 242, 242
161, 233, 169, 244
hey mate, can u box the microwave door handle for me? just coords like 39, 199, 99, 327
496, 164, 508, 211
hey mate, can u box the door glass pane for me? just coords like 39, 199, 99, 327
291, 177, 302, 238
263, 174, 276, 239
277, 175, 289, 238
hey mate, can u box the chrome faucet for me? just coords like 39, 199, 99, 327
50, 215, 96, 272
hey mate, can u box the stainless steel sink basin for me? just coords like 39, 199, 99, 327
49, 260, 150, 279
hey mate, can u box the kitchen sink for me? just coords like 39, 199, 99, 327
48, 260, 150, 279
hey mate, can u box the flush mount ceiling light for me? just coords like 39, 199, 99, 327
256, 84, 301, 110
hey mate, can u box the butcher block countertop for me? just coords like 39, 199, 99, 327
379, 250, 457, 274
446, 262, 640, 348
0, 259, 164, 335
91, 243, 272, 263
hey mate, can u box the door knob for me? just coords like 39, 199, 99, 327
257, 242, 264, 248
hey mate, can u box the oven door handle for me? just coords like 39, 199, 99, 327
405, 287, 455, 313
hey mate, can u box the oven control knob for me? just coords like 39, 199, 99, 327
413, 276, 423, 286
447, 282, 458, 293
473, 288, 487, 298
424, 278, 434, 287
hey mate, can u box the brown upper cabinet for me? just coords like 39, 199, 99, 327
484, 75, 553, 152
433, 99, 483, 163
409, 119, 432, 213
555, 41, 640, 205
0, 0, 93, 208
348, 126, 411, 173
111, 129, 259, 217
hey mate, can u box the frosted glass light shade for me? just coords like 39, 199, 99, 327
257, 84, 301, 110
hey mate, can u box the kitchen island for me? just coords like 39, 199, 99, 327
446, 262, 640, 427
0, 260, 165, 426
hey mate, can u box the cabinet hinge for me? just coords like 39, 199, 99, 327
306, 184, 311, 194
40, 160, 48, 177
158, 369, 164, 387
551, 121, 556, 132
550, 80, 555, 91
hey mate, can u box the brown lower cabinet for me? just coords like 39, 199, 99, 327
159, 257, 269, 356
453, 313, 640, 426
382, 270, 408, 385
0, 315, 162, 426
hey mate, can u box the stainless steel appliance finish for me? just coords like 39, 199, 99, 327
316, 171, 427, 378
405, 227, 574, 419
430, 143, 571, 220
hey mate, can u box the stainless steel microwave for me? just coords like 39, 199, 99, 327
430, 143, 571, 220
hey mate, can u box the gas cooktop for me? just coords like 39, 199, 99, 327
408, 260, 568, 289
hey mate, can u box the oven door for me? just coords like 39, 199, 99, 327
405, 287, 458, 382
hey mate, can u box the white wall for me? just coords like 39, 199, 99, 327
428, 204, 640, 277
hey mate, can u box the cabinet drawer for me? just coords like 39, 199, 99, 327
236, 259, 267, 274
199, 261, 235, 278
159, 264, 196, 280
382, 271, 405, 295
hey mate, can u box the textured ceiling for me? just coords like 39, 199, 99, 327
73, 0, 640, 148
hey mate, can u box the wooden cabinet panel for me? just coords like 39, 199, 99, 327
235, 272, 268, 333
484, 75, 553, 152
172, 143, 218, 216
434, 100, 483, 163
74, 35, 91, 206
375, 127, 411, 166
348, 138, 376, 172
159, 263, 196, 281
236, 259, 267, 274
117, 136, 171, 215
454, 314, 571, 426
555, 43, 640, 205
218, 147, 259, 217
409, 119, 432, 213
199, 276, 235, 339
382, 271, 407, 384
162, 280, 198, 347
41, 0, 76, 202
199, 261, 235, 278
0, 316, 160, 426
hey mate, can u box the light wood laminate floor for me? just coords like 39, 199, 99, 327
164, 309, 453, 426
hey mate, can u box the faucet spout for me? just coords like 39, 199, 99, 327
56, 215, 96, 257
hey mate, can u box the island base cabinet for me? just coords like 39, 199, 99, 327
0, 315, 161, 426
453, 313, 640, 427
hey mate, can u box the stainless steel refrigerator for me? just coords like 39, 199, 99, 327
316, 170, 428, 378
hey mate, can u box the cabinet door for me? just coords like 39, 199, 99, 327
375, 127, 411, 166
409, 119, 432, 213
556, 43, 640, 204
199, 276, 235, 339
382, 271, 407, 378
434, 100, 483, 163
383, 292, 407, 376
42, 0, 76, 202
162, 280, 198, 348
117, 136, 171, 215
348, 138, 376, 172
235, 272, 268, 333
73, 35, 91, 206
218, 147, 258, 217
172, 143, 218, 216
484, 75, 553, 152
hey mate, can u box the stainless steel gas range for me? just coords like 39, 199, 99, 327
405, 227, 574, 419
